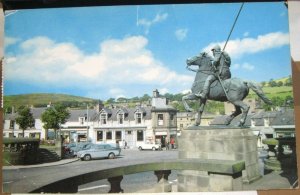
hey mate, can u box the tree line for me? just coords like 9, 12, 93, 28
261, 76, 292, 87
14, 104, 70, 139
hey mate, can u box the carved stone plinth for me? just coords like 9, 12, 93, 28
178, 126, 261, 187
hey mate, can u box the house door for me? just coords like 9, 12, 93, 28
125, 130, 134, 148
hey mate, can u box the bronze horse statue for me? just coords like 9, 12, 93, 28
182, 52, 272, 126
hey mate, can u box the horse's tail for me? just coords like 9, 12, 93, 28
246, 81, 272, 105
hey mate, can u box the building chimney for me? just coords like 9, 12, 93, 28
153, 89, 159, 98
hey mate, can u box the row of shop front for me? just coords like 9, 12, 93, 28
60, 126, 177, 148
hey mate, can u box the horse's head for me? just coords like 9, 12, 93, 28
186, 52, 212, 67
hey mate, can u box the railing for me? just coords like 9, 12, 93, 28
29, 159, 245, 193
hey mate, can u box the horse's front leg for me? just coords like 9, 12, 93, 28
182, 93, 197, 112
195, 99, 206, 126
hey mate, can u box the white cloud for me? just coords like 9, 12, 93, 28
109, 88, 126, 98
5, 36, 20, 47
5, 35, 193, 97
159, 88, 169, 95
138, 13, 168, 34
232, 63, 255, 71
175, 28, 188, 41
181, 89, 191, 95
202, 32, 289, 58
243, 32, 249, 37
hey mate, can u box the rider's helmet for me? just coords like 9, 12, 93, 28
211, 45, 221, 52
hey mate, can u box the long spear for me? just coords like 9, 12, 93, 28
215, 3, 244, 102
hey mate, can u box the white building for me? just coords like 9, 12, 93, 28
3, 90, 178, 149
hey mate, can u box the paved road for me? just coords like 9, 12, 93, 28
2, 149, 178, 193
2, 148, 297, 193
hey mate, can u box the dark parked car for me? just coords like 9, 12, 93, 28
64, 142, 93, 156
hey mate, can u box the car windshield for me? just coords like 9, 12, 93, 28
82, 144, 92, 150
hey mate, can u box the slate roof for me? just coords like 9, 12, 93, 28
67, 109, 98, 122
270, 109, 294, 126
95, 106, 152, 121
4, 107, 47, 120
210, 113, 254, 126
210, 109, 295, 127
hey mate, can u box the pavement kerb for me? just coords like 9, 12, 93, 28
2, 158, 80, 170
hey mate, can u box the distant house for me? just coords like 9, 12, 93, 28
151, 89, 177, 147
3, 90, 178, 149
177, 112, 216, 134
209, 108, 295, 148
60, 109, 98, 143
91, 105, 153, 148
3, 107, 47, 139
224, 98, 258, 115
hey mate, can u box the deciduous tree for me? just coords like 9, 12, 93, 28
16, 107, 35, 137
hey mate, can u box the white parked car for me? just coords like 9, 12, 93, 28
77, 144, 121, 161
137, 142, 161, 151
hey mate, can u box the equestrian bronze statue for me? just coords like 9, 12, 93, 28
182, 51, 272, 127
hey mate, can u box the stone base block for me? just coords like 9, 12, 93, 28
177, 170, 242, 192
178, 126, 261, 184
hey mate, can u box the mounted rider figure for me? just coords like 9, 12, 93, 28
196, 44, 232, 99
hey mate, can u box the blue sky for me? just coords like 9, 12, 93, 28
4, 2, 291, 100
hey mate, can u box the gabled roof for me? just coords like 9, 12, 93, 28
210, 109, 295, 127
270, 109, 294, 126
210, 113, 253, 127
116, 108, 129, 115
99, 108, 113, 115
93, 106, 152, 121
4, 107, 47, 120
67, 109, 98, 122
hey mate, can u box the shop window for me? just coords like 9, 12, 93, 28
137, 130, 144, 141
30, 133, 41, 138
97, 131, 103, 141
115, 131, 122, 141
106, 131, 112, 140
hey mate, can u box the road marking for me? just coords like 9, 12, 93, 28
78, 185, 109, 192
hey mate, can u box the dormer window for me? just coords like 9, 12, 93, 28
79, 117, 85, 125
118, 113, 124, 124
9, 120, 15, 129
135, 112, 142, 124
100, 113, 107, 125
264, 118, 270, 127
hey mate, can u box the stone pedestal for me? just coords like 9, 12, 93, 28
178, 126, 261, 188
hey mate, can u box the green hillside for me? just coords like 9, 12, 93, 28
249, 86, 293, 99
4, 93, 98, 110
